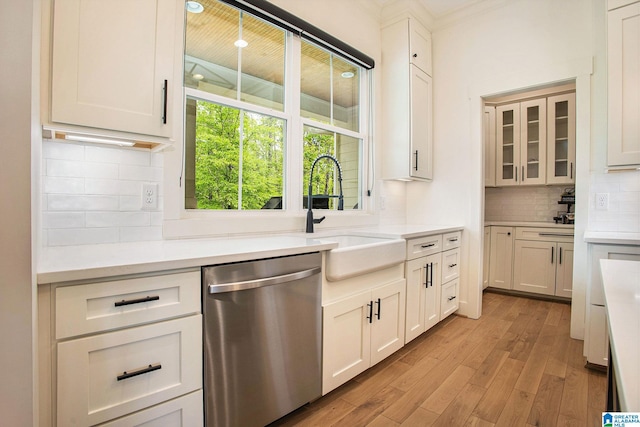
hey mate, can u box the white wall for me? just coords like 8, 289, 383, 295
0, 0, 38, 424
406, 0, 596, 325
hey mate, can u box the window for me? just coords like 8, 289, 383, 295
183, 0, 369, 212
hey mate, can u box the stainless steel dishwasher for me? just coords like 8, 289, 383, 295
202, 252, 322, 427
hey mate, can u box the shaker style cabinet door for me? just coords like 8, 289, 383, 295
547, 93, 576, 184
51, 0, 179, 138
496, 104, 521, 186
608, 2, 640, 166
519, 99, 547, 185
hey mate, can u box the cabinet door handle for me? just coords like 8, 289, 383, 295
515, 166, 518, 182
162, 79, 168, 124
421, 243, 435, 248
414, 150, 419, 171
413, 53, 418, 58
376, 298, 381, 320
551, 246, 555, 263
522, 166, 525, 181
424, 263, 429, 288
114, 295, 160, 307
449, 263, 457, 268
117, 363, 161, 381
367, 301, 373, 323
570, 162, 573, 179
430, 262, 433, 287
559, 246, 563, 264
448, 296, 457, 302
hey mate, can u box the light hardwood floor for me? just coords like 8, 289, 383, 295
272, 291, 607, 427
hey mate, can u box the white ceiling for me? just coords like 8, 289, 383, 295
418, 0, 479, 17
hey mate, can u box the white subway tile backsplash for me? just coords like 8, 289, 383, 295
44, 177, 85, 194
484, 186, 568, 223
42, 141, 163, 246
43, 212, 85, 229
48, 194, 120, 211
587, 171, 640, 233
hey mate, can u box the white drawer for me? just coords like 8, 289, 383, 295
441, 248, 460, 283
443, 231, 462, 251
57, 315, 202, 427
55, 270, 200, 339
440, 278, 459, 319
97, 390, 203, 427
406, 234, 442, 260
515, 227, 574, 243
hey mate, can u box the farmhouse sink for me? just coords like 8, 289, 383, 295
318, 234, 406, 281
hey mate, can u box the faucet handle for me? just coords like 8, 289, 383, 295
313, 216, 326, 224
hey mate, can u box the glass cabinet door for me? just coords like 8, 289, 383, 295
496, 104, 520, 186
519, 99, 547, 185
547, 93, 576, 184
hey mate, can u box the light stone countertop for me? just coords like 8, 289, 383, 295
37, 224, 463, 284
601, 259, 640, 411
484, 221, 575, 229
584, 231, 640, 246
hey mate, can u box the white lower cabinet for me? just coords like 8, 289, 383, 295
41, 269, 203, 427
488, 226, 514, 290
322, 278, 405, 394
404, 231, 461, 344
97, 390, 203, 427
405, 253, 441, 343
512, 228, 574, 297
586, 244, 640, 367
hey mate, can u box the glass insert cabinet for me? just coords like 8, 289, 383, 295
495, 93, 575, 186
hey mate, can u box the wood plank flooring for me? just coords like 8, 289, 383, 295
271, 291, 607, 427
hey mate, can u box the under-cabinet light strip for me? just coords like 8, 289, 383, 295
63, 134, 136, 147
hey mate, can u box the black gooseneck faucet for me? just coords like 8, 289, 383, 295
306, 154, 344, 233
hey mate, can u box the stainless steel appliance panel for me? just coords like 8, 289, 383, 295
203, 252, 322, 427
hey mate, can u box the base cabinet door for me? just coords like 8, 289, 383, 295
405, 255, 441, 343
513, 240, 556, 296
322, 292, 372, 394
555, 243, 574, 298
489, 227, 514, 289
370, 280, 406, 365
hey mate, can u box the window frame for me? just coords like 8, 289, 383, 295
162, 9, 376, 238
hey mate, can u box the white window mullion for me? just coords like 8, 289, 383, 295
287, 34, 303, 212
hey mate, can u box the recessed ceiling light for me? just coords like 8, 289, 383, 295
341, 71, 355, 78
186, 1, 204, 13
193, 73, 204, 80
234, 39, 248, 48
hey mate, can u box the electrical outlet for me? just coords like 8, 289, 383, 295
142, 183, 158, 210
596, 193, 609, 210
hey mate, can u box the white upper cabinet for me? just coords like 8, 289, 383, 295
50, 0, 182, 141
547, 93, 576, 184
607, 1, 640, 166
409, 19, 433, 76
382, 16, 433, 181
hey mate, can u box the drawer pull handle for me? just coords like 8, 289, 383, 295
421, 243, 436, 248
117, 363, 162, 381
448, 296, 457, 302
448, 263, 457, 268
448, 238, 458, 242
115, 295, 160, 307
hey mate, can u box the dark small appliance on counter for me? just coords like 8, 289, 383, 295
554, 187, 575, 224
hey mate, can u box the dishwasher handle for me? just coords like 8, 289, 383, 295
208, 267, 321, 294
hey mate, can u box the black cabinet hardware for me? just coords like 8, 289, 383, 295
375, 298, 381, 320
424, 263, 429, 288
162, 79, 168, 124
448, 263, 457, 268
115, 295, 160, 307
421, 243, 435, 248
367, 301, 373, 323
559, 247, 563, 264
551, 246, 555, 263
429, 262, 433, 287
117, 363, 161, 381
447, 296, 456, 302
